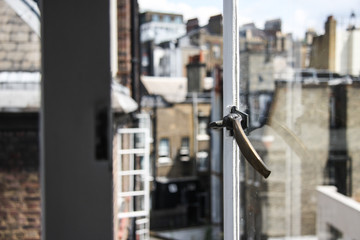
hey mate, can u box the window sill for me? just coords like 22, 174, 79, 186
197, 134, 210, 141
157, 157, 173, 166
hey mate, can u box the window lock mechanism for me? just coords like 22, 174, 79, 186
210, 106, 271, 178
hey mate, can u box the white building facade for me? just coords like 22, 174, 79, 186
140, 12, 186, 44
336, 28, 360, 76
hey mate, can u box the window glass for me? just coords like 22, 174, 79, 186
197, 151, 208, 172
174, 16, 182, 24
158, 138, 170, 157
179, 137, 190, 161
239, 5, 360, 239
181, 137, 189, 148
198, 117, 209, 136
163, 15, 171, 23
212, 44, 221, 59
135, 1, 360, 239
152, 14, 159, 22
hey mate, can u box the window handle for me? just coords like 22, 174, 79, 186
210, 106, 271, 178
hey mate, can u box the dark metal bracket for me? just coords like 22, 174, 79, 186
209, 106, 248, 135
209, 106, 271, 178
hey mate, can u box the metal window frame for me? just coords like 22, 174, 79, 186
223, 1, 241, 239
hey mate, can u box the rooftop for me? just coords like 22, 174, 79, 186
141, 76, 187, 103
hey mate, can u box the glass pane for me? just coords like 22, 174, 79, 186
238, 3, 360, 239
197, 151, 209, 172
119, 195, 146, 213
119, 154, 145, 171
181, 137, 190, 148
119, 132, 147, 150
135, 0, 360, 239
120, 175, 146, 193
198, 117, 209, 135
159, 138, 170, 157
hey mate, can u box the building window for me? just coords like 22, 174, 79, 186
159, 138, 169, 157
212, 44, 221, 59
158, 138, 171, 165
163, 15, 171, 23
179, 137, 190, 161
181, 137, 189, 148
174, 16, 182, 24
152, 14, 159, 22
325, 155, 350, 195
197, 151, 209, 172
197, 116, 210, 140
142, 53, 149, 67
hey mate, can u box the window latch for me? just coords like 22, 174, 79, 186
210, 106, 271, 178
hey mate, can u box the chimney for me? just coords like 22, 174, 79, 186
187, 18, 199, 33
208, 14, 223, 35
325, 15, 336, 71
186, 52, 206, 93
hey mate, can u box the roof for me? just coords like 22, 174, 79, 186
239, 23, 267, 40
4, 0, 40, 36
141, 76, 187, 103
111, 81, 138, 113
0, 0, 41, 72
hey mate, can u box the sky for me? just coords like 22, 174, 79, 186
138, 0, 360, 39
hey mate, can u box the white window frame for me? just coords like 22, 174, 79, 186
117, 128, 151, 240
223, 1, 241, 239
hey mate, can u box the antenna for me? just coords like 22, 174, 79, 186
348, 11, 356, 30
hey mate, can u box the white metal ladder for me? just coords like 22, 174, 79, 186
116, 128, 151, 240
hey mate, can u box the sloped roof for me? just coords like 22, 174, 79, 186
141, 76, 187, 103
0, 0, 41, 72
3, 0, 40, 36
111, 81, 138, 113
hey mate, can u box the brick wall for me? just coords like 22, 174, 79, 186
309, 16, 336, 71
346, 84, 360, 199
250, 82, 330, 237
155, 102, 211, 178
117, 0, 132, 87
251, 82, 360, 237
0, 171, 40, 240
0, 113, 40, 240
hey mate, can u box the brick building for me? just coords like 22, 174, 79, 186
180, 15, 223, 76
243, 78, 360, 238
238, 19, 294, 117
310, 15, 360, 77
0, 0, 41, 239
142, 14, 223, 79
117, 0, 142, 104
0, 1, 142, 239
140, 11, 185, 45
310, 16, 337, 72
140, 55, 212, 230
0, 0, 40, 72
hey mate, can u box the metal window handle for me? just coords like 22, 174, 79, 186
210, 106, 271, 178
